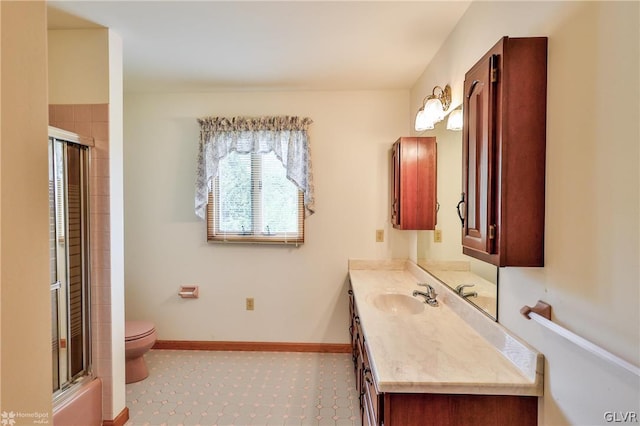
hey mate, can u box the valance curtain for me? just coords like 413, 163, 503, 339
195, 116, 315, 219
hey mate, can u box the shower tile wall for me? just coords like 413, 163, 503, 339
49, 103, 114, 419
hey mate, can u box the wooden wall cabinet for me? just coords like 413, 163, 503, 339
461, 36, 547, 267
391, 137, 437, 230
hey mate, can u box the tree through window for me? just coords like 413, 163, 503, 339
210, 151, 303, 242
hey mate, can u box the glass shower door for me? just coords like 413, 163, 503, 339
49, 136, 91, 395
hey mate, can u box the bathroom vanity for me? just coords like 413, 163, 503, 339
348, 260, 543, 426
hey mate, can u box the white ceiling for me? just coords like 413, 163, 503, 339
48, 1, 471, 93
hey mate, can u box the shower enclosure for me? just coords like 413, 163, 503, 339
48, 127, 92, 397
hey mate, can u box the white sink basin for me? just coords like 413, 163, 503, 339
367, 293, 425, 315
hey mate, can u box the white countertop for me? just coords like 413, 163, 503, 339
349, 259, 543, 396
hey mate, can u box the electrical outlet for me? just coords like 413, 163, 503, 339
434, 229, 442, 243
375, 229, 384, 242
246, 297, 255, 311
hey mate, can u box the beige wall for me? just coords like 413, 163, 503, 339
411, 2, 639, 425
0, 1, 51, 421
48, 29, 109, 105
124, 90, 410, 343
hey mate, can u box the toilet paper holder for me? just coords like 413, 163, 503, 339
179, 285, 199, 298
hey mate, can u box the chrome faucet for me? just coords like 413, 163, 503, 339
412, 283, 439, 307
455, 284, 478, 299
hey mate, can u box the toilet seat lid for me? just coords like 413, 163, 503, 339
125, 321, 156, 341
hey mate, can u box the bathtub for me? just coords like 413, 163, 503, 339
53, 377, 102, 426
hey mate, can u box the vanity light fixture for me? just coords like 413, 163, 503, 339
446, 107, 463, 131
415, 84, 452, 131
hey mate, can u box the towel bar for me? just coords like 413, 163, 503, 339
521, 300, 639, 377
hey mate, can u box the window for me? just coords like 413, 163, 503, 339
195, 116, 315, 244
207, 151, 304, 243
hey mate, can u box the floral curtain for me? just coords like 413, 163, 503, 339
195, 116, 315, 219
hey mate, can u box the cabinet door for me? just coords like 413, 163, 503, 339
391, 137, 437, 230
462, 54, 498, 255
348, 288, 358, 373
362, 342, 382, 426
356, 323, 365, 421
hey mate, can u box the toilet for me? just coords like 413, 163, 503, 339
125, 320, 157, 384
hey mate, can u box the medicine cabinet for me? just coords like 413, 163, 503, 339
461, 36, 547, 267
391, 137, 437, 230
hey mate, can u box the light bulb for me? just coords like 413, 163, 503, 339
446, 109, 463, 131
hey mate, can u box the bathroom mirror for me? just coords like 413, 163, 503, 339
415, 118, 499, 320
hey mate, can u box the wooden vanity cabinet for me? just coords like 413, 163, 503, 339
362, 341, 383, 426
347, 283, 537, 426
349, 282, 382, 425
349, 286, 365, 420
348, 288, 357, 372
382, 393, 537, 426
391, 137, 437, 230
461, 36, 547, 266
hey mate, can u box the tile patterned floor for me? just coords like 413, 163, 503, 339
125, 350, 361, 426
